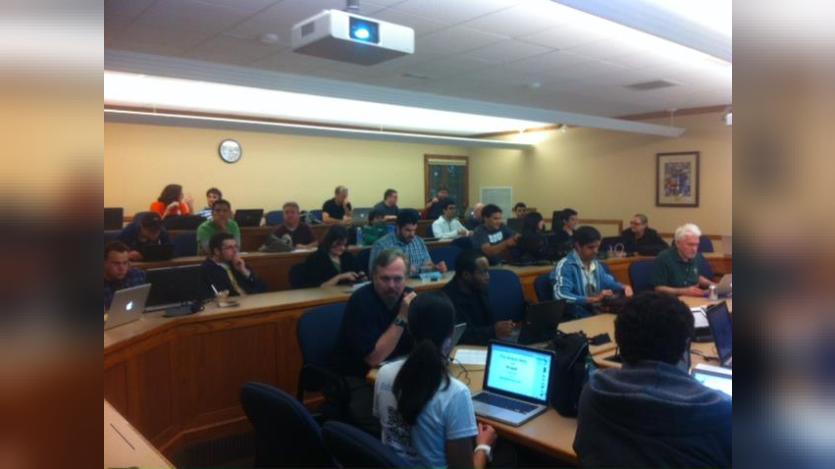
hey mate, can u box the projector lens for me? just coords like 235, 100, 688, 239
349, 17, 379, 44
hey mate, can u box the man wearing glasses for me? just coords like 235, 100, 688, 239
334, 248, 416, 434
620, 213, 668, 255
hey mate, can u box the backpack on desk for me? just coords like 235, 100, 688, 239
549, 330, 590, 417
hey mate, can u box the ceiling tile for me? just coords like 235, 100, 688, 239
368, 9, 448, 37
193, 0, 280, 15
461, 3, 565, 37
110, 23, 215, 55
466, 39, 552, 65
135, 0, 251, 34
105, 0, 157, 21
187, 35, 281, 65
519, 22, 613, 51
416, 26, 507, 57
388, 0, 517, 26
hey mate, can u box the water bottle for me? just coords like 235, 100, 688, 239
708, 284, 718, 301
356, 226, 364, 246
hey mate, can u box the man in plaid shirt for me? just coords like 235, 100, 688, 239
368, 209, 447, 276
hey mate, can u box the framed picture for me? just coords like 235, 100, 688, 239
656, 151, 700, 207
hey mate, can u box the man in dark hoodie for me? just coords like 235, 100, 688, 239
573, 292, 732, 468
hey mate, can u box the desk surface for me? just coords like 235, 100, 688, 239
105, 399, 175, 469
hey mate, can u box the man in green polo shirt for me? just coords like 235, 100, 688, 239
651, 223, 715, 297
196, 199, 241, 255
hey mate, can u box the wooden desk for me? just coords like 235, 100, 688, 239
105, 399, 175, 469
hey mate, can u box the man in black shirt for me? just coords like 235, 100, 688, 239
442, 249, 514, 345
117, 212, 172, 261
620, 213, 668, 255
424, 185, 450, 220
471, 204, 519, 264
322, 185, 353, 224
373, 188, 400, 221
552, 208, 578, 256
334, 248, 415, 434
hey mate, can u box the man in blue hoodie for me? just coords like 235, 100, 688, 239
573, 292, 732, 468
552, 226, 632, 317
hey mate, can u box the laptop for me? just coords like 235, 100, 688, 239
691, 363, 732, 397
234, 209, 264, 227
145, 264, 206, 313
352, 208, 371, 223
138, 244, 175, 261
517, 300, 565, 345
715, 274, 732, 296
706, 301, 732, 368
472, 341, 555, 427
105, 283, 151, 330
451, 322, 467, 347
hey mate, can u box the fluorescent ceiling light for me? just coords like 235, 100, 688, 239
103, 71, 551, 136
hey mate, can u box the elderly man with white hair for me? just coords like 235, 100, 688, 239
650, 223, 715, 297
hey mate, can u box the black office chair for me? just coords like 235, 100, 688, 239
699, 235, 715, 253
162, 214, 204, 230
297, 303, 351, 423
322, 421, 409, 468
488, 269, 527, 322
533, 274, 554, 302
628, 259, 656, 294
240, 382, 335, 468
429, 246, 462, 270
171, 231, 197, 257
451, 236, 473, 251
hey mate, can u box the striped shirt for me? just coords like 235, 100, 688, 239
369, 233, 432, 274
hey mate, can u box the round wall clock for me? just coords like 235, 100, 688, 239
218, 139, 242, 164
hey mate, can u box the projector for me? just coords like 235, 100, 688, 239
291, 9, 414, 65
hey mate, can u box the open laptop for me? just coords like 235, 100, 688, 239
138, 244, 175, 261
104, 207, 123, 230
234, 209, 264, 227
706, 301, 732, 368
144, 264, 206, 314
352, 208, 371, 223
105, 283, 151, 330
518, 300, 565, 345
692, 363, 732, 397
715, 274, 732, 296
451, 322, 467, 347
472, 341, 554, 427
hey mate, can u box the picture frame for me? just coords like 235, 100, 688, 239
656, 151, 700, 207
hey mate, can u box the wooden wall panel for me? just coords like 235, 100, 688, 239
104, 362, 129, 416
133, 342, 175, 442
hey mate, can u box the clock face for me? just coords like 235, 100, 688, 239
218, 139, 242, 163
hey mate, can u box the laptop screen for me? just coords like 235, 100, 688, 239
484, 342, 553, 404
692, 368, 732, 397
706, 302, 732, 362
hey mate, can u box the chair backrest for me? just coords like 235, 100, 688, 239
240, 382, 334, 468
104, 207, 123, 230
308, 209, 324, 223
451, 236, 473, 251
425, 223, 434, 238
297, 303, 346, 367
488, 269, 526, 321
533, 274, 554, 302
628, 260, 656, 293
104, 230, 121, 245
162, 215, 205, 230
289, 262, 307, 289
697, 255, 714, 279
322, 421, 408, 468
699, 235, 715, 253
171, 231, 197, 257
429, 246, 462, 270
264, 210, 284, 226
356, 249, 371, 274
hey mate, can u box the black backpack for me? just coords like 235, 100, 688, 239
549, 330, 590, 417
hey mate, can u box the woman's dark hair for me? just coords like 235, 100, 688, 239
158, 184, 183, 205
319, 225, 349, 253
522, 211, 544, 234
393, 293, 455, 426
615, 292, 695, 365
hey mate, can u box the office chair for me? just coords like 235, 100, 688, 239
628, 260, 656, 294
171, 231, 197, 257
289, 262, 307, 289
488, 269, 527, 322
264, 210, 285, 226
322, 421, 409, 468
533, 274, 554, 302
240, 382, 335, 468
699, 235, 715, 253
162, 215, 204, 230
429, 246, 462, 271
356, 249, 371, 273
104, 207, 124, 230
451, 236, 473, 251
698, 255, 715, 280
296, 303, 351, 423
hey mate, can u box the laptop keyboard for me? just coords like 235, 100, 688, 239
474, 393, 537, 414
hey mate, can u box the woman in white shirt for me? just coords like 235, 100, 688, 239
373, 293, 497, 468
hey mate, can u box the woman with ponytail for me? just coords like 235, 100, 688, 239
373, 293, 497, 468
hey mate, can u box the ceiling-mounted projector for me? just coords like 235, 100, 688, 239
291, 9, 414, 65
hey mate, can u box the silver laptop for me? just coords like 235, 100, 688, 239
472, 341, 555, 427
451, 322, 467, 347
105, 283, 151, 330
692, 363, 732, 397
715, 274, 732, 296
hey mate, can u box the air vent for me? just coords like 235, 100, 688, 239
625, 80, 677, 91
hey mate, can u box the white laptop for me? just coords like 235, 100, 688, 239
472, 341, 555, 427
692, 363, 732, 397
715, 274, 732, 296
105, 283, 151, 330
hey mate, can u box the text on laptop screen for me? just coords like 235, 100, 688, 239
707, 304, 732, 361
693, 371, 732, 397
486, 344, 552, 402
